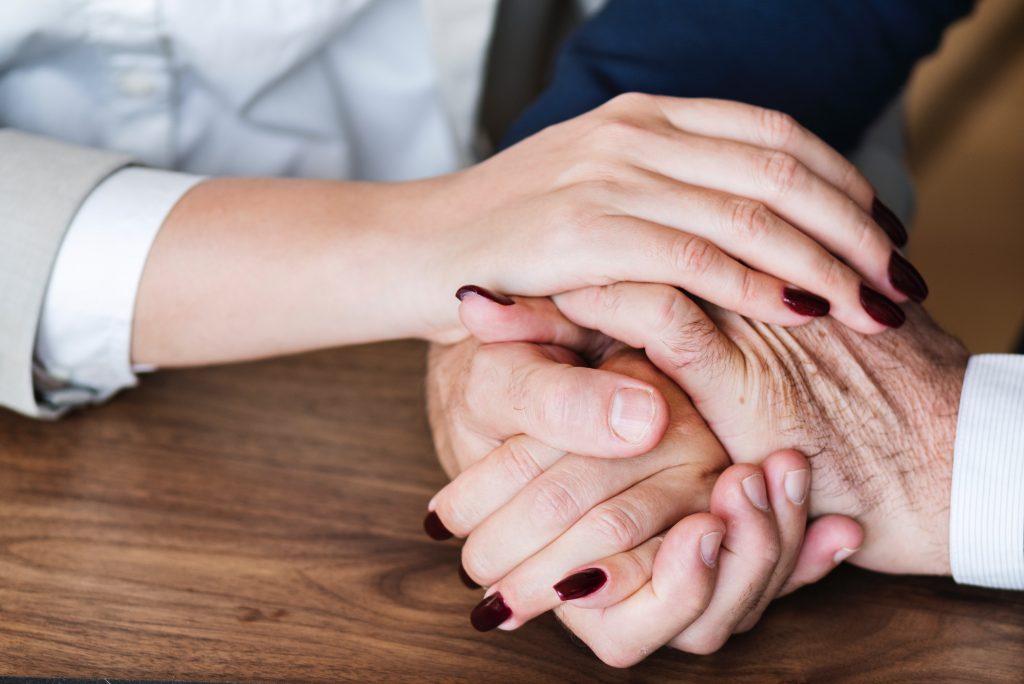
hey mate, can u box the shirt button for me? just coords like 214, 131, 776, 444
118, 70, 158, 97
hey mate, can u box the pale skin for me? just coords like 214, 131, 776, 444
132, 95, 919, 369
121, 95, 933, 663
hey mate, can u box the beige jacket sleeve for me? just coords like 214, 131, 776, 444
0, 129, 132, 418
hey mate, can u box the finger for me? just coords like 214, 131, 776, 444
649, 97, 875, 212
461, 341, 669, 458
777, 514, 864, 597
456, 285, 609, 358
629, 129, 915, 313
581, 217, 827, 329
551, 283, 743, 408
668, 464, 781, 655
429, 434, 564, 537
549, 534, 664, 609
473, 461, 715, 627
729, 449, 811, 634
552, 513, 725, 668
608, 174, 886, 334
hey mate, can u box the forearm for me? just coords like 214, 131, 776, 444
132, 176, 462, 367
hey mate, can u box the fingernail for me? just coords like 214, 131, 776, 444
455, 285, 514, 306
459, 563, 480, 589
609, 387, 655, 444
872, 197, 908, 247
553, 568, 607, 601
782, 288, 830, 317
784, 469, 809, 505
888, 251, 929, 303
742, 473, 770, 511
700, 531, 723, 567
859, 284, 905, 328
423, 511, 453, 541
470, 592, 512, 631
833, 546, 859, 564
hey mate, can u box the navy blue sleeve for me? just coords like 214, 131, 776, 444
501, 0, 972, 153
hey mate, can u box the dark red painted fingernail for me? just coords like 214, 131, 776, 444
470, 592, 512, 631
860, 284, 905, 328
423, 511, 453, 540
872, 197, 908, 247
888, 251, 928, 303
458, 563, 480, 589
455, 285, 514, 306
553, 568, 607, 601
782, 288, 830, 317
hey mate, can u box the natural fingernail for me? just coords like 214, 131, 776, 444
888, 251, 929, 303
470, 592, 512, 631
742, 473, 771, 511
872, 197, 908, 247
553, 568, 607, 601
784, 469, 809, 505
782, 288, 830, 317
609, 387, 655, 444
459, 563, 480, 589
423, 511, 453, 541
859, 284, 906, 328
700, 531, 723, 567
455, 284, 515, 306
833, 546, 859, 564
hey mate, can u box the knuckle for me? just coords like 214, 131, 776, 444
816, 251, 848, 291
678, 631, 729, 656
725, 197, 773, 241
435, 498, 474, 537
649, 286, 687, 334
592, 115, 644, 146
532, 370, 582, 432
464, 346, 503, 408
670, 234, 718, 277
460, 539, 497, 584
736, 267, 761, 307
544, 197, 598, 252
758, 107, 799, 149
837, 157, 867, 196
760, 149, 804, 198
528, 473, 585, 528
593, 641, 643, 669
588, 499, 647, 550
853, 209, 879, 254
605, 91, 655, 113
500, 439, 545, 487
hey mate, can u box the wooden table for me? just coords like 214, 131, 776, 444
1, 341, 1021, 682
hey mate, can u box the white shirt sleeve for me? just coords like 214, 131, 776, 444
950, 354, 1024, 589
33, 166, 205, 410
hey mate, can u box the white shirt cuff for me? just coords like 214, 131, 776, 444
950, 354, 1024, 589
34, 166, 205, 408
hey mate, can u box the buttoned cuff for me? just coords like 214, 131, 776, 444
34, 166, 205, 409
950, 354, 1024, 589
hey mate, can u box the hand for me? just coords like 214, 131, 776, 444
465, 284, 968, 575
134, 95, 914, 368
429, 347, 861, 664
419, 94, 919, 344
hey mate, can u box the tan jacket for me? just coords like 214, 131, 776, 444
0, 130, 131, 417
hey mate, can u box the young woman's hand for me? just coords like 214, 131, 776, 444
419, 94, 924, 345
134, 95, 922, 368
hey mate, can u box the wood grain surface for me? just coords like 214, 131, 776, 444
0, 340, 1021, 682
